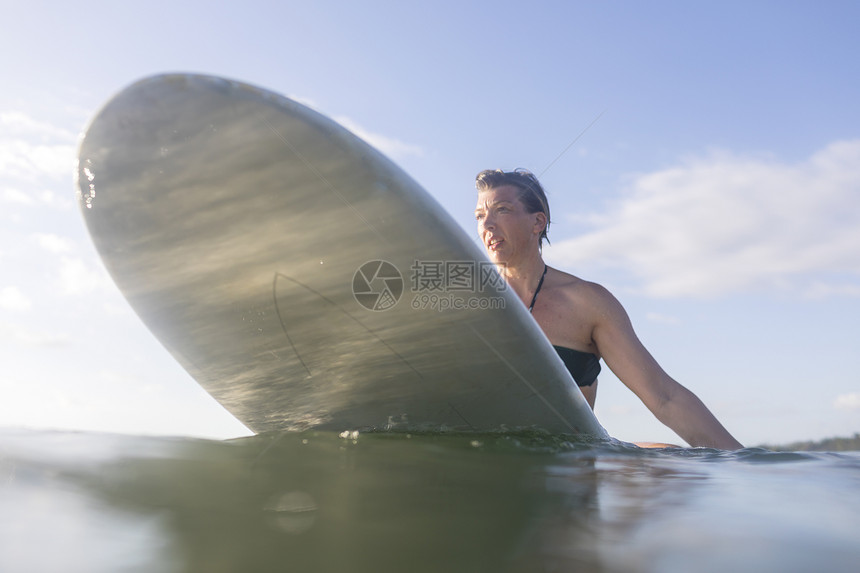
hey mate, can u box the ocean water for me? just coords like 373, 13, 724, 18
1, 429, 858, 573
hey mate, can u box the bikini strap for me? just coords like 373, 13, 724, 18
527, 265, 548, 313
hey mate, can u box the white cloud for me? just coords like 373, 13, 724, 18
0, 139, 76, 182
0, 287, 32, 312
804, 282, 860, 299
549, 140, 860, 298
102, 301, 134, 317
0, 111, 77, 183
33, 233, 75, 254
1, 187, 34, 205
0, 321, 70, 346
0, 111, 77, 141
58, 256, 111, 295
834, 393, 860, 411
1, 186, 72, 209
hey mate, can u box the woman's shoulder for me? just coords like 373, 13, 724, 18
548, 267, 625, 316
549, 267, 613, 300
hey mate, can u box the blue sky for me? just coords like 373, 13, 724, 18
1, 1, 858, 445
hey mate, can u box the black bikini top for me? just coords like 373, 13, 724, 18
552, 345, 600, 388
529, 265, 601, 388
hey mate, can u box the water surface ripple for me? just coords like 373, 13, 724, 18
1, 429, 857, 572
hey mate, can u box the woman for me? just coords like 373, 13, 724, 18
474, 169, 743, 449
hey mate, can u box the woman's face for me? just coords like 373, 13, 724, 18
475, 185, 545, 267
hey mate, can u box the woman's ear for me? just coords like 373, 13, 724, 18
534, 212, 548, 235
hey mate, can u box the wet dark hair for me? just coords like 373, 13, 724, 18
475, 168, 551, 247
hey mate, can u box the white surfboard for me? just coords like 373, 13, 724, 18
76, 74, 607, 438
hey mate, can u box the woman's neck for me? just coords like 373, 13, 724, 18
499, 255, 546, 299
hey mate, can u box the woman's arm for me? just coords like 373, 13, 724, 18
587, 285, 743, 449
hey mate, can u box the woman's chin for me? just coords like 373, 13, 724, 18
486, 251, 507, 265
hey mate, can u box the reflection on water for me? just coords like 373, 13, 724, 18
1, 429, 859, 572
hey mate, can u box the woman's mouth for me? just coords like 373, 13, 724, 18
487, 237, 503, 251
